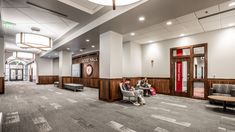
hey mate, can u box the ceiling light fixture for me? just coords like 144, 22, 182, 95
91, 45, 95, 48
130, 32, 136, 36
80, 49, 83, 52
139, 16, 145, 22
16, 32, 52, 51
229, 2, 235, 7
88, 0, 141, 10
67, 48, 70, 50
86, 39, 90, 42
166, 21, 172, 25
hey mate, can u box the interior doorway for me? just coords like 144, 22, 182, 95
170, 44, 208, 99
10, 69, 23, 81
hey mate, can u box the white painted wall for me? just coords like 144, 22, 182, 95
59, 51, 72, 76
0, 38, 5, 77
100, 31, 123, 78
36, 55, 53, 76
123, 42, 142, 77
53, 59, 59, 75
142, 27, 235, 78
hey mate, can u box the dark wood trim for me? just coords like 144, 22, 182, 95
37, 75, 59, 85
0, 77, 4, 94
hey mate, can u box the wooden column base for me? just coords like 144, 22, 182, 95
99, 78, 123, 102
0, 77, 5, 94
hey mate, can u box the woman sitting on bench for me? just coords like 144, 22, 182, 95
122, 79, 145, 106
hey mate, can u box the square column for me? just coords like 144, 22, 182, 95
59, 50, 72, 88
0, 38, 5, 94
99, 31, 123, 102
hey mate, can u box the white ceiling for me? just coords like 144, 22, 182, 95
57, 0, 103, 14
123, 0, 235, 44
2, 0, 78, 40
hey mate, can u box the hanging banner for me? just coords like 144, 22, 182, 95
176, 49, 183, 92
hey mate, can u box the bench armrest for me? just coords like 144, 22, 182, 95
231, 89, 235, 97
209, 88, 215, 95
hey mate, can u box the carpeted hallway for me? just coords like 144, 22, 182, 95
0, 81, 235, 132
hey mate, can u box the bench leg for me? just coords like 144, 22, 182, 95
223, 101, 227, 111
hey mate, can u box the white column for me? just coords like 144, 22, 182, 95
99, 31, 123, 78
123, 41, 142, 77
59, 50, 72, 76
0, 38, 5, 77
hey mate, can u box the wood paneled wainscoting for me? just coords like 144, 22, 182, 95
123, 77, 171, 95
208, 78, 235, 88
99, 78, 123, 102
37, 76, 59, 85
0, 77, 4, 94
147, 78, 171, 94
59, 76, 73, 88
59, 77, 100, 89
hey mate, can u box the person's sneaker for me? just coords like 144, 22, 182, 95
133, 102, 140, 106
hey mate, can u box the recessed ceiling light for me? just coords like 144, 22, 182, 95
91, 45, 95, 48
148, 40, 153, 43
67, 48, 70, 50
180, 34, 185, 37
86, 39, 90, 42
138, 16, 145, 22
166, 21, 172, 25
80, 49, 83, 52
228, 23, 235, 27
130, 32, 135, 36
229, 2, 235, 7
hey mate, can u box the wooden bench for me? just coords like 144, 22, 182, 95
64, 83, 84, 92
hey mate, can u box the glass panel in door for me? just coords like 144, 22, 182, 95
175, 60, 189, 93
17, 70, 23, 80
10, 69, 16, 80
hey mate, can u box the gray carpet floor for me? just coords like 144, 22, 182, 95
0, 81, 235, 132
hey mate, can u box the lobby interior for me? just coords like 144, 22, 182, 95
0, 0, 235, 132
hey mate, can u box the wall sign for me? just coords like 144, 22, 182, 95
86, 65, 93, 76
81, 57, 98, 63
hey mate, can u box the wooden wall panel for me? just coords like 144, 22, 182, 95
0, 77, 4, 94
208, 78, 235, 88
38, 76, 59, 85
99, 78, 122, 102
59, 76, 73, 88
125, 77, 171, 94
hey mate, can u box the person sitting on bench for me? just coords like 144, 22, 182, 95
122, 79, 145, 105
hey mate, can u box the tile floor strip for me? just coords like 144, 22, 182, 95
221, 116, 235, 122
154, 127, 169, 132
5, 112, 20, 124
107, 121, 136, 132
218, 127, 226, 131
40, 96, 48, 100
151, 115, 191, 127
32, 116, 52, 132
55, 92, 62, 95
149, 107, 171, 112
161, 102, 187, 108
50, 103, 62, 109
66, 98, 78, 103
